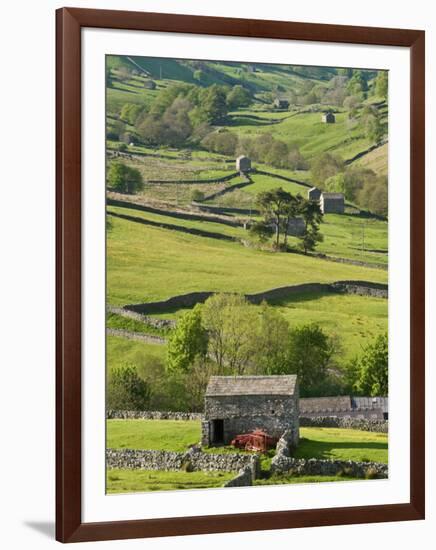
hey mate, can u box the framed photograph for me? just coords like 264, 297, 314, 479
56, 7, 425, 543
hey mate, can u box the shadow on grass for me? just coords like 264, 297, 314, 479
294, 437, 387, 461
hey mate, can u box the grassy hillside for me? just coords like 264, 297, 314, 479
107, 215, 387, 306
106, 420, 388, 463
229, 110, 371, 161
107, 335, 166, 373
107, 469, 232, 493
354, 142, 388, 175
107, 419, 200, 451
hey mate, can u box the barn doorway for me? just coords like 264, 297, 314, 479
211, 419, 224, 444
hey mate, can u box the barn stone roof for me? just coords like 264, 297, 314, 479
322, 193, 344, 200
205, 375, 297, 397
300, 396, 352, 413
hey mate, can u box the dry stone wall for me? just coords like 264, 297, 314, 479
106, 447, 259, 476
223, 465, 254, 487
107, 410, 203, 421
300, 416, 388, 433
271, 456, 388, 479
125, 281, 387, 315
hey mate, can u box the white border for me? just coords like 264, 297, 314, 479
82, 28, 410, 523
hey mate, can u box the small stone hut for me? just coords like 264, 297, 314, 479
144, 79, 157, 89
320, 192, 345, 214
287, 217, 306, 236
322, 112, 336, 123
202, 375, 299, 447
274, 98, 290, 109
236, 155, 251, 173
308, 187, 322, 201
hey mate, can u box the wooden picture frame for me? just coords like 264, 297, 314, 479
56, 7, 425, 543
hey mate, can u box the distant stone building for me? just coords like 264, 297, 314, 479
322, 112, 336, 123
236, 155, 251, 173
287, 217, 306, 236
274, 98, 290, 109
202, 375, 299, 447
300, 396, 388, 420
144, 79, 157, 89
308, 187, 322, 202
320, 192, 345, 214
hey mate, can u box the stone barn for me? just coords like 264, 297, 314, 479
202, 375, 299, 448
308, 187, 322, 202
287, 217, 306, 236
322, 112, 336, 123
274, 98, 290, 109
320, 192, 345, 214
143, 79, 157, 89
236, 155, 251, 173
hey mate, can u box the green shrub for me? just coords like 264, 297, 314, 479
191, 189, 205, 202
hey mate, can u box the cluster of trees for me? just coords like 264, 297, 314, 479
107, 160, 144, 194
269, 69, 377, 109
311, 153, 388, 216
202, 131, 308, 170
250, 187, 323, 253
112, 82, 252, 149
166, 295, 344, 405
106, 294, 389, 412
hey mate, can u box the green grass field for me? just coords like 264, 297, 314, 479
254, 474, 357, 486
107, 335, 166, 374
296, 427, 388, 463
107, 419, 200, 451
244, 173, 308, 197
107, 205, 246, 240
107, 312, 171, 337
107, 215, 387, 306
227, 110, 372, 161
270, 292, 387, 360
106, 419, 387, 463
106, 420, 387, 492
107, 469, 233, 493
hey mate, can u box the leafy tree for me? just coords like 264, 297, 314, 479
107, 161, 144, 194
201, 294, 258, 374
183, 357, 217, 412
325, 173, 346, 194
107, 364, 150, 410
342, 166, 377, 202
287, 324, 336, 397
287, 145, 308, 170
346, 70, 368, 95
375, 71, 388, 100
355, 334, 388, 396
193, 69, 206, 83
138, 97, 193, 147
256, 187, 292, 248
254, 303, 291, 374
167, 305, 208, 373
343, 95, 361, 119
295, 194, 324, 254
226, 85, 251, 109
266, 140, 289, 168
365, 113, 384, 144
200, 84, 228, 124
248, 220, 274, 243
310, 153, 344, 188
191, 189, 205, 202
120, 103, 145, 125
201, 130, 238, 156
356, 175, 388, 216
281, 193, 299, 247
106, 66, 112, 87
117, 65, 133, 82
